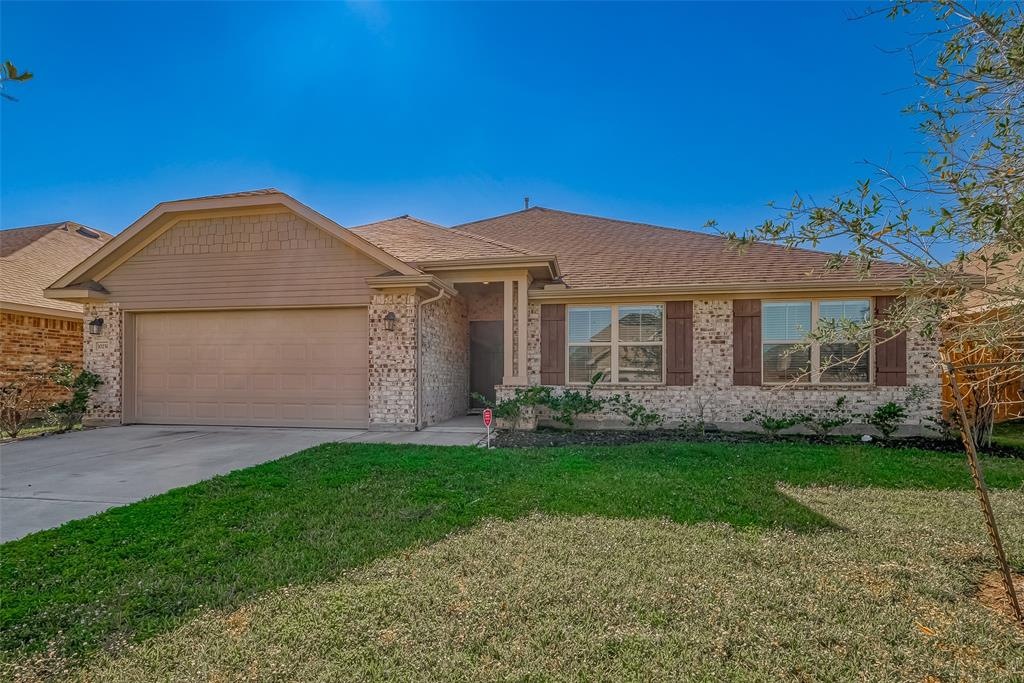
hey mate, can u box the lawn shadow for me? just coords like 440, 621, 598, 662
2, 439, 1021, 668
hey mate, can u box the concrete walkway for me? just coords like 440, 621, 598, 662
1, 422, 483, 542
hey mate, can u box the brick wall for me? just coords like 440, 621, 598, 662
0, 311, 83, 404
500, 296, 943, 435
81, 302, 123, 426
368, 292, 418, 430
421, 293, 470, 425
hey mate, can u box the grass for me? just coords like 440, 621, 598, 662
2, 441, 1024, 679
0, 423, 81, 440
75, 491, 1024, 682
994, 419, 1024, 449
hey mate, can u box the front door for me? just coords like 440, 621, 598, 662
470, 320, 503, 409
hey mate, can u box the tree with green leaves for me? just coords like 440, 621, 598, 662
725, 0, 1023, 625
724, 0, 1022, 439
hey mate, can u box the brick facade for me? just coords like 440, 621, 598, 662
81, 302, 123, 426
499, 297, 943, 435
0, 311, 83, 404
421, 293, 470, 425
368, 292, 418, 430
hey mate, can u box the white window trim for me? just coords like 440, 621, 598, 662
566, 304, 666, 385
761, 299, 873, 386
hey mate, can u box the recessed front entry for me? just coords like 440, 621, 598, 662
470, 320, 503, 408
130, 308, 368, 428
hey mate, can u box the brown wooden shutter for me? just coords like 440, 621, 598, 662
666, 301, 693, 385
540, 304, 566, 385
874, 296, 907, 386
733, 299, 762, 386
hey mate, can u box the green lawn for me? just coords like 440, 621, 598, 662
3, 441, 1023, 680
994, 419, 1024, 449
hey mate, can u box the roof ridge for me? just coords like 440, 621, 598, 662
451, 206, 538, 230
351, 215, 446, 231
459, 205, 846, 260
447, 228, 539, 256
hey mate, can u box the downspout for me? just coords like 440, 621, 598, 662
415, 286, 447, 430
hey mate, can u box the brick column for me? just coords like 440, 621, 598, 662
82, 302, 123, 427
368, 292, 418, 430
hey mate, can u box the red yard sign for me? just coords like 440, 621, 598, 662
482, 408, 493, 427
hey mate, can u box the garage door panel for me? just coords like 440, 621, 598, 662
133, 308, 368, 428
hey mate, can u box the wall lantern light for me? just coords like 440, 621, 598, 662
383, 311, 396, 332
88, 318, 104, 335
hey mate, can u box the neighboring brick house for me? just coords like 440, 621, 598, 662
1, 222, 112, 402
44, 190, 942, 433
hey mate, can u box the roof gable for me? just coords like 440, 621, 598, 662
47, 190, 420, 297
455, 207, 911, 291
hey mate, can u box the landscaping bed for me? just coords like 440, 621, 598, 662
492, 426, 1024, 458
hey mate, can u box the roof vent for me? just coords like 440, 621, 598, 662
76, 226, 101, 239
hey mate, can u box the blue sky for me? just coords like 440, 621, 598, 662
2, 1, 930, 237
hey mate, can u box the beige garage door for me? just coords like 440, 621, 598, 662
132, 309, 368, 428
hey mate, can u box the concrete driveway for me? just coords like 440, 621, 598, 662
1, 423, 483, 542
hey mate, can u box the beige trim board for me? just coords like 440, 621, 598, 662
115, 302, 371, 313
529, 281, 916, 303
428, 267, 532, 285
46, 191, 421, 300
0, 301, 84, 320
417, 255, 560, 280
366, 274, 457, 296
42, 287, 110, 303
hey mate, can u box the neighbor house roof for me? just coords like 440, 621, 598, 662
454, 207, 912, 291
350, 215, 543, 264
960, 242, 1023, 312
1, 222, 112, 315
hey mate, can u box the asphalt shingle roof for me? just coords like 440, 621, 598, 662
350, 216, 542, 264
1, 222, 112, 314
454, 207, 911, 289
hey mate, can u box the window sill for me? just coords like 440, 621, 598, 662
561, 382, 665, 389
759, 383, 877, 390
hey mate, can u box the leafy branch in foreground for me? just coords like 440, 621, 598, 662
721, 0, 1023, 439
1, 61, 33, 101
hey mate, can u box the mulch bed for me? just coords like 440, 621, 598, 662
493, 427, 1024, 458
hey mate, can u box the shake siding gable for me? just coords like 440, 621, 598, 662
99, 211, 382, 309
733, 299, 762, 386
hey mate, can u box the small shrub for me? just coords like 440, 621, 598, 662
0, 372, 50, 438
692, 393, 715, 438
798, 396, 853, 438
48, 363, 102, 433
863, 401, 906, 440
607, 393, 664, 429
744, 405, 803, 439
472, 385, 555, 431
548, 373, 606, 430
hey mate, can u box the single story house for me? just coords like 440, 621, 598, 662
44, 189, 942, 431
1, 222, 111, 401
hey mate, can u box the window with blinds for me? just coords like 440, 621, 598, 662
567, 304, 664, 383
761, 299, 871, 384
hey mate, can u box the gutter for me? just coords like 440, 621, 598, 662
527, 279, 956, 301
415, 284, 448, 430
